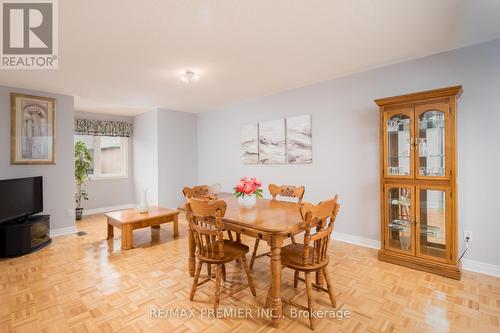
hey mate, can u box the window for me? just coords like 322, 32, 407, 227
74, 135, 128, 179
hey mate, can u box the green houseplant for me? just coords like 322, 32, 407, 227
75, 141, 92, 220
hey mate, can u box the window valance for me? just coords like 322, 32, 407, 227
74, 119, 132, 137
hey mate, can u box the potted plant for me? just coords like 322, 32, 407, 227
74, 141, 92, 220
233, 177, 263, 208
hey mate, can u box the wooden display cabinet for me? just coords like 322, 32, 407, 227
375, 86, 462, 279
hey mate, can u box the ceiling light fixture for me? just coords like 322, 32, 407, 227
180, 70, 200, 84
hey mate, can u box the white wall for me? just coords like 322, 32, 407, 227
133, 108, 198, 209
0, 86, 75, 230
75, 111, 135, 210
197, 39, 500, 266
158, 109, 197, 208
133, 109, 159, 205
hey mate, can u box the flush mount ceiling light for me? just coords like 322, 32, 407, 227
180, 70, 200, 84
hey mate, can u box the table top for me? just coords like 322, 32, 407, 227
105, 206, 179, 224
221, 196, 304, 234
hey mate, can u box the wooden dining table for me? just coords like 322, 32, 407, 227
187, 196, 324, 326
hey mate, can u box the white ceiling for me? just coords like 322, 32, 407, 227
2, 0, 500, 115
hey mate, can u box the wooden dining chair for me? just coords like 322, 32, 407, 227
182, 185, 210, 200
269, 183, 305, 203
183, 185, 237, 243
278, 195, 340, 330
249, 183, 305, 270
185, 198, 256, 310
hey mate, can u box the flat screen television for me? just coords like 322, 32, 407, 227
0, 176, 43, 224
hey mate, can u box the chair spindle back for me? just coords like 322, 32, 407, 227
300, 195, 340, 266
185, 199, 227, 260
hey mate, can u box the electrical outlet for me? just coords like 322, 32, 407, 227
464, 230, 472, 242
67, 209, 75, 217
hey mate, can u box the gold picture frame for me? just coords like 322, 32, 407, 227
11, 93, 57, 164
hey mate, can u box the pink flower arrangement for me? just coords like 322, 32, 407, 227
234, 177, 263, 198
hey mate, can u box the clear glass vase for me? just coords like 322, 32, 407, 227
139, 189, 149, 213
238, 194, 256, 208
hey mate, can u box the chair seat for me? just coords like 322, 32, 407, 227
197, 240, 249, 263
281, 243, 329, 271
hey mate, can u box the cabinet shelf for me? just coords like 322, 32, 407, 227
387, 129, 410, 133
419, 154, 445, 158
390, 202, 410, 207
419, 126, 445, 131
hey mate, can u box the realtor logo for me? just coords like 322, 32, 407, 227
1, 0, 58, 69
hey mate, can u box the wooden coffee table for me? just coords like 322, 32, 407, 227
106, 206, 179, 250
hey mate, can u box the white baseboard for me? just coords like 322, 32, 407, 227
331, 232, 500, 278
332, 232, 381, 249
83, 203, 135, 216
461, 259, 500, 278
50, 226, 77, 237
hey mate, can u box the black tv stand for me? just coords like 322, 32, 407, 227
0, 215, 52, 257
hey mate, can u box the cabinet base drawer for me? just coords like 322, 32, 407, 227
378, 249, 461, 280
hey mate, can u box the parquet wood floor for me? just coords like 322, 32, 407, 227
1, 213, 499, 333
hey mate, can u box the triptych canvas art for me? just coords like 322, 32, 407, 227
241, 115, 312, 164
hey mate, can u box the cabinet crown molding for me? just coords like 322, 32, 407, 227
374, 85, 463, 107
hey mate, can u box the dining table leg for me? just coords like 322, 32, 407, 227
268, 236, 284, 327
188, 229, 196, 277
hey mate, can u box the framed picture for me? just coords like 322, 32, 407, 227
241, 123, 259, 164
11, 93, 56, 164
287, 115, 312, 164
259, 119, 286, 164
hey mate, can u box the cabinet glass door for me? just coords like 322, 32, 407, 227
415, 103, 450, 179
385, 185, 414, 255
384, 108, 414, 178
416, 186, 450, 263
